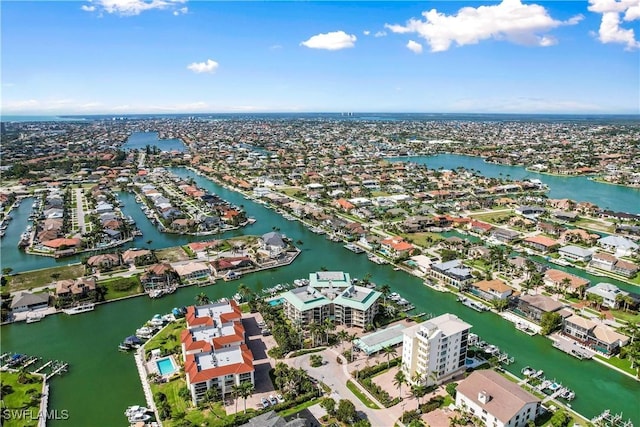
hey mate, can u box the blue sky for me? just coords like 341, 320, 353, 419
1, 0, 639, 115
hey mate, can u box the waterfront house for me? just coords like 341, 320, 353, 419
611, 259, 639, 278
589, 252, 617, 271
562, 315, 629, 355
173, 261, 211, 281
55, 277, 97, 305
491, 228, 520, 243
122, 249, 155, 266
522, 235, 559, 253
469, 220, 493, 235
469, 246, 491, 260
553, 210, 579, 222
402, 313, 470, 387
597, 235, 639, 257
585, 283, 628, 309
543, 269, 589, 296
10, 292, 50, 313
429, 259, 474, 290
516, 294, 564, 322
140, 263, 179, 291
260, 231, 287, 258
560, 229, 599, 245
380, 236, 414, 259
469, 279, 514, 301
238, 411, 306, 427
536, 221, 566, 237
402, 216, 436, 233
455, 370, 541, 427
87, 253, 121, 270
558, 245, 593, 263
212, 256, 254, 274
515, 205, 545, 219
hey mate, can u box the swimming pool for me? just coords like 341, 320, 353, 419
156, 357, 178, 376
269, 298, 284, 306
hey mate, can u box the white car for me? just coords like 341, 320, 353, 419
276, 394, 284, 403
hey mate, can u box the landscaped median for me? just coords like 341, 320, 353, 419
352, 357, 402, 408
346, 380, 380, 409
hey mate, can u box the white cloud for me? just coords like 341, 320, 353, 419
385, 0, 582, 52
406, 40, 423, 54
186, 59, 219, 74
588, 0, 640, 50
82, 0, 188, 16
374, 31, 387, 38
363, 30, 371, 36
173, 7, 187, 16
300, 31, 357, 50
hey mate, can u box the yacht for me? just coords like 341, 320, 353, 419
62, 303, 95, 315
344, 243, 364, 253
26, 312, 45, 323
233, 293, 243, 303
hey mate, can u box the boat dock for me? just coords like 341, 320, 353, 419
591, 410, 635, 427
551, 335, 594, 360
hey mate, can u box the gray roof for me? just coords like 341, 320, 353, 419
559, 245, 593, 257
10, 292, 50, 309
598, 235, 638, 251
262, 231, 286, 248
239, 411, 306, 427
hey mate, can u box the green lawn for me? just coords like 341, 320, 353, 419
151, 378, 226, 427
99, 276, 143, 301
610, 310, 640, 324
6, 264, 86, 292
346, 380, 380, 409
0, 371, 43, 427
400, 232, 444, 248
469, 211, 514, 224
281, 188, 302, 197
594, 354, 638, 377
277, 397, 323, 417
145, 319, 186, 358
156, 246, 190, 262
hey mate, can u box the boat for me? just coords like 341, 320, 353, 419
62, 303, 95, 315
560, 388, 575, 400
548, 382, 562, 392
135, 327, 155, 339
515, 322, 537, 335
367, 253, 388, 264
521, 366, 536, 377
148, 315, 165, 327
26, 312, 45, 323
458, 296, 490, 312
123, 335, 144, 348
118, 343, 131, 352
223, 271, 241, 281
344, 243, 364, 254
125, 405, 150, 417
233, 293, 243, 303
548, 257, 571, 266
484, 345, 500, 355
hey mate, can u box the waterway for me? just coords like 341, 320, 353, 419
390, 154, 640, 214
122, 131, 186, 152
2, 168, 639, 426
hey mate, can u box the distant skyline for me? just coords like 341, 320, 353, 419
1, 0, 639, 115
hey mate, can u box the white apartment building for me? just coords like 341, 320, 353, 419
402, 313, 471, 386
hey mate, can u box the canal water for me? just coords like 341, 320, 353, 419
390, 154, 640, 214
2, 167, 638, 426
122, 132, 186, 152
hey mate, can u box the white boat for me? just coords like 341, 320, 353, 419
125, 405, 150, 416
26, 312, 45, 323
233, 293, 243, 303
128, 413, 151, 423
62, 303, 95, 315
148, 316, 164, 327
521, 366, 536, 377
136, 327, 155, 338
344, 243, 364, 253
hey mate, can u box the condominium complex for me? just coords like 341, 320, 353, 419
281, 271, 381, 328
402, 313, 471, 386
180, 301, 255, 404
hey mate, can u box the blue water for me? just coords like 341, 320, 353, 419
390, 154, 640, 214
269, 298, 285, 306
122, 132, 186, 152
156, 357, 177, 376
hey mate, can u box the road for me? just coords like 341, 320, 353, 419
75, 188, 87, 234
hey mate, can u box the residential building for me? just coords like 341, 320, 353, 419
558, 245, 593, 262
491, 228, 520, 243
523, 235, 559, 253
55, 277, 97, 305
543, 269, 590, 295
87, 253, 121, 270
10, 292, 50, 313
516, 294, 564, 322
598, 235, 639, 257
238, 411, 306, 427
173, 261, 212, 281
456, 370, 541, 427
281, 271, 381, 328
402, 313, 471, 386
585, 283, 629, 309
469, 279, 514, 301
563, 315, 629, 355
429, 259, 474, 290
590, 252, 639, 278
141, 263, 179, 291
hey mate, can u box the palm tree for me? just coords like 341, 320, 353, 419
621, 321, 640, 344
231, 383, 242, 414
349, 333, 358, 362
378, 284, 391, 304
239, 382, 254, 413
411, 371, 423, 386
237, 283, 251, 302
196, 292, 210, 305
203, 387, 220, 411
337, 330, 349, 352
382, 345, 397, 368
410, 383, 427, 409
394, 370, 406, 400
323, 318, 334, 344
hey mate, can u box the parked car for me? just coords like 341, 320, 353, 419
269, 395, 278, 405
261, 329, 271, 336
261, 397, 270, 408
276, 394, 284, 403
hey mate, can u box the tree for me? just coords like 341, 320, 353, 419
320, 397, 336, 415
382, 345, 397, 368
2, 267, 13, 277
239, 381, 254, 413
586, 293, 604, 310
445, 382, 458, 397
540, 312, 563, 335
549, 409, 571, 427
231, 383, 242, 414
410, 383, 427, 409
394, 370, 406, 399
378, 284, 391, 304
336, 399, 357, 423
491, 298, 509, 312
237, 284, 251, 302
337, 330, 349, 352
196, 292, 210, 305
